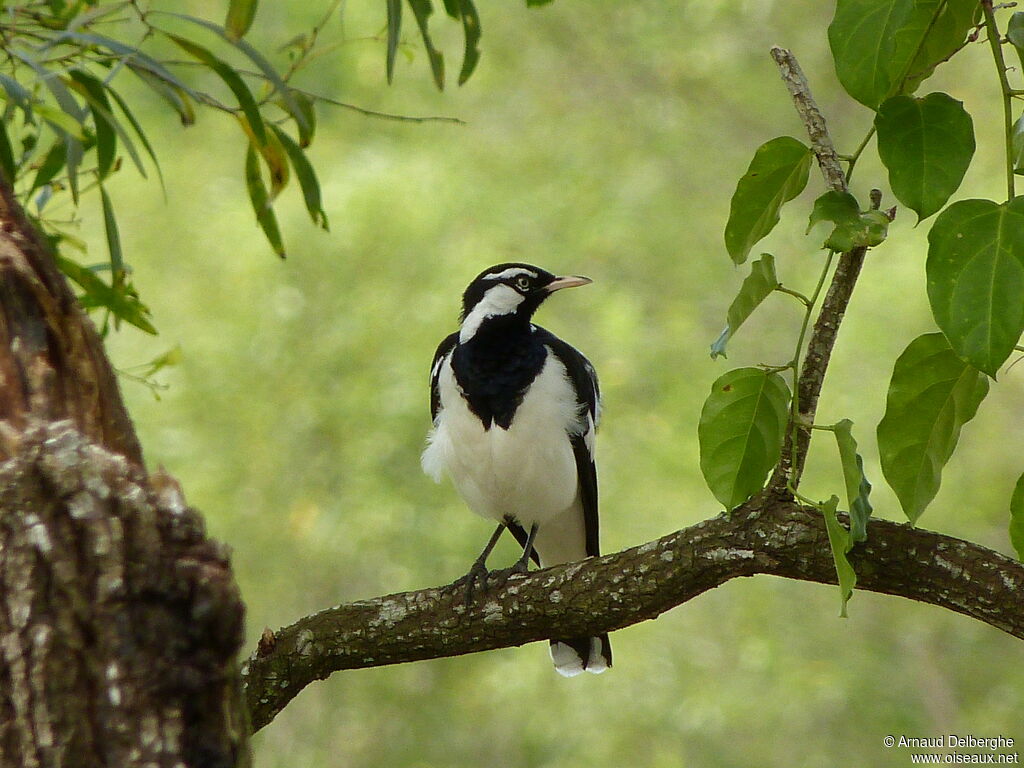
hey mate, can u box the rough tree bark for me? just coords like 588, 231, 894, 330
0, 178, 249, 767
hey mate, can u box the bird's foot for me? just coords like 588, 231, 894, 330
446, 558, 492, 608
484, 557, 531, 591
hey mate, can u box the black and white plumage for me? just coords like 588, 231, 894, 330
422, 263, 611, 676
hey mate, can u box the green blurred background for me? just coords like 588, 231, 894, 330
87, 1, 1024, 765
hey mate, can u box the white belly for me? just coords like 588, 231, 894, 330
422, 352, 581, 527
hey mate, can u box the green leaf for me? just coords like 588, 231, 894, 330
807, 191, 890, 252
128, 64, 196, 126
226, 0, 258, 41
0, 119, 16, 182
820, 495, 857, 617
1011, 473, 1024, 562
456, 0, 481, 85
12, 49, 84, 201
138, 344, 182, 378
892, 0, 980, 95
877, 332, 989, 524
1013, 113, 1024, 176
56, 31, 199, 98
1007, 12, 1024, 71
99, 185, 124, 280
724, 137, 811, 265
386, 0, 402, 84
0, 72, 35, 122
807, 190, 859, 232
66, 71, 148, 181
829, 0, 976, 109
407, 0, 446, 90
56, 255, 157, 335
156, 12, 310, 138
105, 85, 164, 190
245, 142, 285, 258
67, 71, 115, 179
273, 90, 316, 148
926, 197, 1024, 376
833, 419, 873, 543
270, 124, 328, 230
710, 253, 779, 359
829, 0, 914, 108
875, 93, 975, 221
698, 367, 791, 510
165, 32, 267, 147
30, 140, 67, 193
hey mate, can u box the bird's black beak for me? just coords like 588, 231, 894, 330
544, 275, 593, 293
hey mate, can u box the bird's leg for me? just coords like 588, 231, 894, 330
510, 522, 539, 575
489, 522, 539, 591
448, 522, 506, 606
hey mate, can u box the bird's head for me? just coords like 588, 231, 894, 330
459, 263, 591, 340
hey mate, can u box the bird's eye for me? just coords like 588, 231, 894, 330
515, 276, 531, 291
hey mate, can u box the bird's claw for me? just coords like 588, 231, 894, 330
446, 558, 492, 608
446, 556, 531, 608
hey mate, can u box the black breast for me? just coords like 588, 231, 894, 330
451, 322, 547, 430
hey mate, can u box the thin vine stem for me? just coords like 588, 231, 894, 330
844, 125, 875, 184
982, 0, 1017, 199
785, 249, 837, 446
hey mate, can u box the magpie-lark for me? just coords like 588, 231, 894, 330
422, 263, 611, 676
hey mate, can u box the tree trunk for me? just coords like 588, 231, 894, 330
0, 179, 249, 767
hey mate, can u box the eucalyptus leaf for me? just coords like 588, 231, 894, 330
456, 0, 481, 85
927, 198, 1024, 376
67, 70, 147, 179
0, 119, 15, 182
270, 124, 329, 230
698, 367, 791, 510
245, 142, 285, 258
128, 64, 196, 126
386, 0, 402, 83
877, 333, 989, 523
106, 85, 164, 189
724, 137, 811, 265
56, 255, 156, 335
226, 0, 258, 41
875, 93, 975, 221
99, 185, 124, 279
155, 12, 309, 137
407, 0, 445, 90
165, 32, 267, 147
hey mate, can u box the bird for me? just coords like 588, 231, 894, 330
421, 262, 611, 677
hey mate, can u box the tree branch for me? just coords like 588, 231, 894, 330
767, 46, 870, 491
242, 497, 1024, 732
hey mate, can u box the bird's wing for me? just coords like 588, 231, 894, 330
429, 331, 460, 423
535, 328, 601, 557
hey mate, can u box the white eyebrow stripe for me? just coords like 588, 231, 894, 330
482, 267, 538, 281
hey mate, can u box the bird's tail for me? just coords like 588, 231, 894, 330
549, 634, 612, 677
